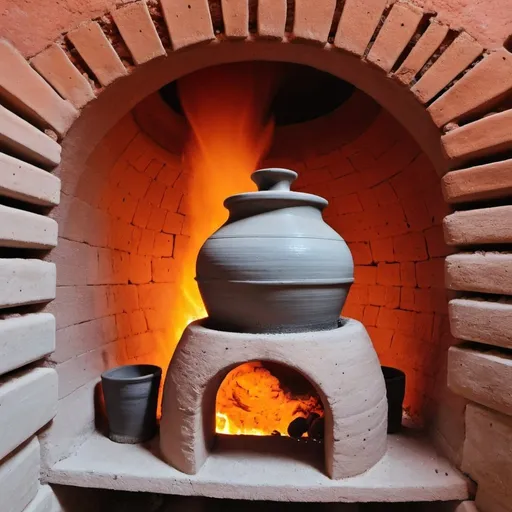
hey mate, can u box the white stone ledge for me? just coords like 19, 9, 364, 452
0, 437, 40, 512
0, 106, 61, 169
0, 313, 55, 376
0, 367, 58, 460
449, 298, 512, 350
0, 259, 56, 309
0, 205, 58, 249
448, 344, 512, 417
47, 431, 471, 503
0, 153, 60, 206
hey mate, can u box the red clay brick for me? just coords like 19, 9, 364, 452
147, 206, 166, 231
138, 230, 155, 255
401, 197, 431, 231
400, 262, 417, 287
385, 286, 401, 309
367, 326, 394, 349
358, 188, 379, 210
348, 284, 369, 305
393, 232, 428, 261
329, 156, 355, 179
400, 287, 416, 311
354, 265, 377, 285
145, 180, 166, 206
293, 0, 336, 43
331, 193, 363, 215
414, 288, 434, 313
374, 182, 398, 206
368, 285, 387, 306
342, 303, 365, 321
222, 0, 249, 38
349, 242, 373, 265
163, 211, 185, 234
130, 310, 148, 335
133, 200, 152, 228
131, 226, 143, 254
109, 193, 138, 223
157, 165, 180, 186
153, 232, 174, 257
370, 238, 394, 262
416, 259, 445, 288
161, 186, 182, 212
377, 308, 399, 329
415, 312, 434, 341
363, 305, 379, 326
152, 257, 177, 283
116, 313, 132, 338
396, 309, 416, 334
129, 254, 152, 284
377, 263, 401, 286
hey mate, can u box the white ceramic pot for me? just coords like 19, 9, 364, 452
196, 168, 354, 333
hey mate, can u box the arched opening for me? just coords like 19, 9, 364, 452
215, 360, 325, 439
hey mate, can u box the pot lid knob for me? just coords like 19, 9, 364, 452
251, 168, 298, 192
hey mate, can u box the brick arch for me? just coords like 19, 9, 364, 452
0, 0, 511, 503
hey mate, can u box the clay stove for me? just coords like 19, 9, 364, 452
160, 168, 388, 479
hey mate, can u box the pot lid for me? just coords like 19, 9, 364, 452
223, 168, 328, 218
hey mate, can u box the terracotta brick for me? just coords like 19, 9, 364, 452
147, 160, 166, 179
116, 313, 132, 338
412, 32, 483, 104
112, 250, 130, 283
349, 241, 373, 265
342, 303, 364, 321
152, 257, 177, 282
363, 305, 379, 326
163, 211, 185, 234
370, 238, 394, 262
133, 200, 152, 228
348, 150, 377, 171
161, 0, 214, 49
120, 167, 152, 200
374, 182, 398, 206
400, 287, 416, 311
396, 309, 416, 334
367, 326, 394, 349
401, 197, 431, 231
0, 40, 77, 136
131, 226, 143, 253
334, 0, 387, 56
384, 286, 400, 309
367, 2, 423, 73
394, 232, 428, 261
257, 0, 286, 39
376, 263, 400, 286
368, 284, 386, 306
446, 253, 512, 295
153, 232, 174, 257
161, 186, 182, 212
138, 229, 155, 255
293, 0, 336, 44
394, 20, 449, 85
31, 43, 95, 109
442, 159, 512, 204
429, 49, 512, 127
144, 180, 166, 206
145, 308, 167, 330
416, 258, 445, 288
377, 308, 399, 329
221, 0, 249, 38
331, 193, 363, 215
415, 312, 434, 341
414, 288, 434, 313
442, 109, 512, 163
111, 284, 139, 312
112, 1, 165, 65
147, 206, 167, 231
400, 262, 416, 287
130, 309, 148, 334
347, 283, 369, 305
67, 22, 127, 87
109, 219, 133, 252
354, 265, 377, 284
109, 192, 138, 223
444, 206, 512, 246
329, 156, 356, 179
129, 253, 152, 284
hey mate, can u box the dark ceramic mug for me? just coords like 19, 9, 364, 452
101, 364, 162, 444
381, 366, 406, 434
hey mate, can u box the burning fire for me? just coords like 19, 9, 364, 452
173, 63, 324, 436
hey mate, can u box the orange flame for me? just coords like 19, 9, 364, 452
174, 63, 323, 436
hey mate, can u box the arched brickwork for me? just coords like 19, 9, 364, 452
0, 1, 511, 507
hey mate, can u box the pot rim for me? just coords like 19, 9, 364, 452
195, 278, 355, 285
101, 364, 162, 382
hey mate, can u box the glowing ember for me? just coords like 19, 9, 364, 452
173, 63, 323, 436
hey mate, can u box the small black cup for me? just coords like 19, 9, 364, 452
101, 364, 162, 444
381, 366, 406, 434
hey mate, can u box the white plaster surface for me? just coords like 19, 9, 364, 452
161, 319, 387, 479
47, 430, 471, 502
0, 259, 56, 309
0, 367, 58, 460
0, 313, 55, 376
0, 205, 58, 248
0, 153, 60, 206
0, 105, 61, 169
24, 485, 62, 512
0, 438, 40, 512
462, 403, 512, 509
449, 344, 512, 416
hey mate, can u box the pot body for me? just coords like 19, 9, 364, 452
197, 174, 354, 333
101, 364, 162, 444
